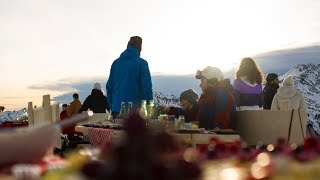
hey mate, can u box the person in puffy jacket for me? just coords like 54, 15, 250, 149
106, 36, 153, 115
80, 83, 110, 113
196, 66, 237, 129
271, 75, 307, 111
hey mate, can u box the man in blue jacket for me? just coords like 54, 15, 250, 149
106, 36, 153, 116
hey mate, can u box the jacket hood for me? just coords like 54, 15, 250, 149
277, 86, 297, 99
119, 46, 140, 60
283, 75, 294, 87
91, 89, 103, 96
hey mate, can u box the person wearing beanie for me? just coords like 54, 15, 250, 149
180, 89, 199, 105
79, 83, 110, 113
271, 75, 307, 111
66, 93, 82, 117
165, 89, 200, 122
196, 66, 236, 130
93, 82, 102, 91
106, 36, 153, 116
233, 57, 264, 110
262, 73, 279, 109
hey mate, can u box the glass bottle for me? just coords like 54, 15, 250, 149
119, 102, 126, 119
127, 102, 133, 115
140, 100, 147, 119
148, 100, 155, 119
178, 115, 185, 129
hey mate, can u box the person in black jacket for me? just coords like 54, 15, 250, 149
79, 83, 110, 113
262, 73, 279, 109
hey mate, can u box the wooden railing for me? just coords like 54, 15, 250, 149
27, 95, 307, 148
234, 109, 307, 145
28, 94, 61, 149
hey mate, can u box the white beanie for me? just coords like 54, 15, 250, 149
195, 66, 223, 81
283, 75, 294, 87
93, 82, 102, 90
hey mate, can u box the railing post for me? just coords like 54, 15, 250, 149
27, 102, 34, 126
42, 94, 52, 122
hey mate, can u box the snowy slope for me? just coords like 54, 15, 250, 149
278, 63, 320, 134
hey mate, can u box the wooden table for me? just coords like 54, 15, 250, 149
75, 114, 240, 148
75, 124, 240, 148
190, 133, 240, 147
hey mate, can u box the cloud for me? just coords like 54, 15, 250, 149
28, 74, 204, 104
29, 44, 320, 104
0, 96, 34, 100
254, 44, 320, 74
28, 83, 75, 91
27, 77, 107, 92
27, 77, 110, 103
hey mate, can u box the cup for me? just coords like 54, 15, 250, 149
167, 115, 176, 129
183, 123, 192, 129
158, 114, 168, 126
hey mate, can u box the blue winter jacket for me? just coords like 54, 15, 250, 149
106, 46, 153, 112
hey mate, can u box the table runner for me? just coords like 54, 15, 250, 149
87, 128, 113, 149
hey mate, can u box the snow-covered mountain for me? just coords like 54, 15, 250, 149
278, 63, 320, 134
45, 63, 320, 134
51, 75, 201, 105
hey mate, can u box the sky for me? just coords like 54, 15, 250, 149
1, 0, 320, 110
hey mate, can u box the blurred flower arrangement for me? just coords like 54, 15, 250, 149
43, 113, 320, 180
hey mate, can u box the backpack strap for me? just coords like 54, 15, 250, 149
287, 109, 295, 144
298, 109, 306, 140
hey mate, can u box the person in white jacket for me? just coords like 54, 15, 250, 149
271, 75, 307, 111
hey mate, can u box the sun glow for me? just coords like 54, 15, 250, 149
1, 0, 319, 109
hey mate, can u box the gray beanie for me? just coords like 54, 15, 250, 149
180, 89, 199, 104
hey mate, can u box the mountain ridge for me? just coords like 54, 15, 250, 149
278, 63, 320, 134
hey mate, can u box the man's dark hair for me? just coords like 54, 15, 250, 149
127, 36, 142, 52
266, 73, 278, 83
73, 93, 79, 99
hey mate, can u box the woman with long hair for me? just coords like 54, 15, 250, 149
233, 57, 264, 110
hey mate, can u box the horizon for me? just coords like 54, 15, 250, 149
2, 59, 320, 111
1, 0, 320, 110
